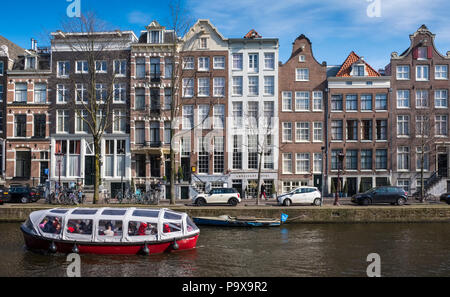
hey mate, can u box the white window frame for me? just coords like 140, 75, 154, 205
397, 90, 410, 108
435, 65, 448, 80
282, 91, 293, 111
57, 61, 70, 78
396, 65, 410, 80
182, 78, 194, 98
232, 76, 243, 96
76, 60, 88, 74
198, 57, 210, 71
183, 57, 194, 70
295, 68, 309, 81
213, 56, 225, 70
282, 153, 293, 174
295, 91, 310, 111
213, 77, 225, 97
435, 89, 448, 108
264, 53, 275, 70
95, 60, 107, 73
114, 59, 127, 77
416, 65, 429, 81
198, 77, 210, 97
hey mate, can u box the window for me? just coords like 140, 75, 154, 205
198, 57, 210, 71
313, 153, 323, 173
232, 76, 243, 96
263, 101, 274, 128
114, 83, 126, 103
247, 102, 259, 129
248, 76, 259, 96
15, 115, 27, 137
232, 53, 243, 70
361, 120, 373, 140
96, 83, 107, 102
76, 84, 88, 103
0, 85, 3, 102
15, 83, 27, 102
248, 53, 258, 72
296, 153, 310, 173
331, 120, 343, 140
182, 78, 194, 97
397, 115, 409, 136
57, 84, 68, 103
150, 30, 161, 43
295, 122, 309, 142
416, 147, 430, 171
313, 91, 323, 111
397, 147, 410, 170
331, 150, 343, 170
415, 90, 428, 108
34, 83, 46, 103
114, 60, 127, 76
331, 95, 343, 111
361, 149, 373, 170
282, 91, 292, 111
34, 114, 46, 138
183, 57, 194, 70
417, 47, 428, 60
75, 110, 88, 133
164, 88, 172, 110
375, 94, 387, 110
313, 122, 323, 142
346, 150, 358, 170
435, 115, 448, 136
232, 135, 243, 169
397, 179, 410, 192
57, 110, 69, 133
182, 105, 193, 130
397, 90, 410, 108
198, 77, 210, 97
150, 58, 160, 80
361, 94, 372, 111
0, 61, 3, 75
164, 121, 171, 144
435, 90, 448, 108
263, 135, 274, 170
396, 65, 410, 80
213, 137, 224, 173
95, 60, 107, 73
200, 37, 208, 49
164, 58, 173, 78
299, 55, 305, 62
353, 65, 365, 76
68, 140, 81, 177
346, 94, 357, 111
67, 219, 92, 235
113, 110, 127, 133
198, 104, 210, 130
149, 121, 160, 144
57, 61, 70, 77
435, 65, 448, 80
346, 120, 358, 141
76, 61, 88, 74
376, 149, 387, 170
198, 137, 209, 174
264, 76, 274, 96
213, 77, 225, 97
282, 122, 292, 142
232, 102, 243, 129
264, 53, 275, 70
135, 121, 145, 145
416, 65, 429, 81
416, 115, 429, 136
213, 105, 225, 129
295, 92, 309, 111
283, 153, 293, 174
98, 220, 123, 238
296, 68, 309, 81
135, 88, 145, 110
376, 120, 387, 140
213, 56, 225, 69
136, 57, 146, 79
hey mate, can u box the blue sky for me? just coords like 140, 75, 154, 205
1, 0, 450, 70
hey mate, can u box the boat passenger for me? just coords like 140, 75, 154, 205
39, 218, 48, 230
55, 223, 61, 234
103, 223, 114, 236
163, 224, 171, 233
43, 219, 56, 233
138, 223, 147, 235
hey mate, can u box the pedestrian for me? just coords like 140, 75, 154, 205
260, 183, 267, 200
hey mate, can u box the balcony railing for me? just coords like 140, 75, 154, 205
135, 141, 162, 148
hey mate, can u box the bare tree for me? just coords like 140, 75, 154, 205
53, 12, 132, 204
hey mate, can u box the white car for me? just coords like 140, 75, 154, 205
277, 187, 322, 206
193, 188, 241, 206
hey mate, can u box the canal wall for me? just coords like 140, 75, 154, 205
2, 204, 450, 223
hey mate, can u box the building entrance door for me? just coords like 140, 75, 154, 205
347, 177, 357, 196
438, 154, 448, 178
85, 156, 95, 186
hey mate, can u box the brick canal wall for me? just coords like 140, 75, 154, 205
2, 205, 450, 223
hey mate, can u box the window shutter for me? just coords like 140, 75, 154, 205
413, 48, 419, 59
427, 46, 433, 59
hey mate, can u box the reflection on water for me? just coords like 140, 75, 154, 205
1, 223, 450, 276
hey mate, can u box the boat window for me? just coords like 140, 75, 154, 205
164, 211, 182, 220
132, 210, 160, 218
128, 221, 158, 236
39, 216, 62, 234
72, 209, 98, 215
163, 222, 182, 234
67, 219, 93, 235
101, 209, 127, 216
98, 220, 123, 237
186, 216, 199, 232
50, 209, 69, 214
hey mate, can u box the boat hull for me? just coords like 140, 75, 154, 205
21, 226, 199, 255
193, 217, 280, 227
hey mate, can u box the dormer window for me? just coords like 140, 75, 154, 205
200, 38, 208, 49
25, 56, 36, 70
149, 30, 162, 44
352, 64, 365, 77
417, 47, 427, 60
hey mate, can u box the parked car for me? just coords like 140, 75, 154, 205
440, 193, 450, 204
1, 185, 41, 203
193, 188, 241, 206
277, 186, 322, 206
351, 186, 408, 206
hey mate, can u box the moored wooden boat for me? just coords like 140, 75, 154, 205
193, 215, 282, 227
21, 207, 200, 255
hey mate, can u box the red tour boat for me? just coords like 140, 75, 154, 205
21, 207, 200, 255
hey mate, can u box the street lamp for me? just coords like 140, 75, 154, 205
55, 152, 65, 192
334, 152, 345, 206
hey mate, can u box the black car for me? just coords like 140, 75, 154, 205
1, 185, 41, 203
351, 186, 408, 206
440, 193, 450, 204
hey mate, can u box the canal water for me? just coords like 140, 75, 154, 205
1, 222, 450, 277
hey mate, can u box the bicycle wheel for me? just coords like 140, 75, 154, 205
115, 191, 123, 204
